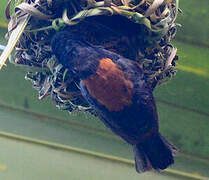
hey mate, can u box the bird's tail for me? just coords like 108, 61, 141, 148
133, 133, 178, 173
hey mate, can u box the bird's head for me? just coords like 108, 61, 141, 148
51, 31, 102, 79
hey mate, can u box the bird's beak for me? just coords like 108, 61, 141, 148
0, 15, 30, 70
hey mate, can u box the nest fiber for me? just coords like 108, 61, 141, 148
5, 0, 179, 113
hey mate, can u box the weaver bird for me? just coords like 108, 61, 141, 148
51, 31, 178, 173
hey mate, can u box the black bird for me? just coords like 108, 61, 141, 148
51, 31, 178, 173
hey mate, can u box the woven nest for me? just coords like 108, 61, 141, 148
5, 0, 179, 113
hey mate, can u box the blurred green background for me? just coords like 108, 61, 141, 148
0, 0, 208, 180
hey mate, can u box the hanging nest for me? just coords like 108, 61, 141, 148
4, 0, 179, 113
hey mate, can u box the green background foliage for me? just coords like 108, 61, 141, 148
0, 0, 208, 157
0, 0, 209, 178
176, 0, 209, 47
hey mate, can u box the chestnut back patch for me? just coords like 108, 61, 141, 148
82, 58, 134, 111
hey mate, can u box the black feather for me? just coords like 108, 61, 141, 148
51, 30, 178, 173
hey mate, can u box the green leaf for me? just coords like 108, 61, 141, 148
0, 15, 30, 70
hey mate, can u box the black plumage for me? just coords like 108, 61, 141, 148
51, 31, 178, 173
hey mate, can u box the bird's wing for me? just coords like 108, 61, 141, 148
108, 88, 159, 144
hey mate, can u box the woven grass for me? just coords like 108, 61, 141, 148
5, 0, 179, 112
